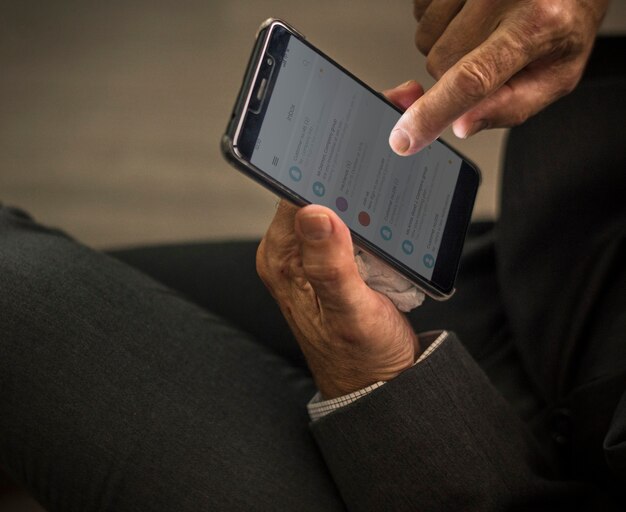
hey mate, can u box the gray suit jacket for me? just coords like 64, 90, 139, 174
312, 331, 626, 510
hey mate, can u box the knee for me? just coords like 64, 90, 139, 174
0, 206, 84, 332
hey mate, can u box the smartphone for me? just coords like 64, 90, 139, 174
222, 18, 480, 300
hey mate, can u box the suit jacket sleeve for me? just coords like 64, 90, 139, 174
310, 331, 624, 511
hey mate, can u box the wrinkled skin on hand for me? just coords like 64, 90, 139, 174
256, 200, 419, 399
255, 85, 428, 399
389, 0, 610, 155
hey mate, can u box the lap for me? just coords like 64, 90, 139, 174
108, 240, 306, 370
0, 206, 344, 512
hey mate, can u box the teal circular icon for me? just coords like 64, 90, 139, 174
380, 226, 393, 241
312, 181, 326, 197
423, 253, 435, 268
402, 240, 414, 255
289, 166, 302, 182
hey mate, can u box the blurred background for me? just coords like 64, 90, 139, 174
2, 1, 626, 250
1, 1, 625, 510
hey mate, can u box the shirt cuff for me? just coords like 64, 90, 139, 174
307, 330, 449, 421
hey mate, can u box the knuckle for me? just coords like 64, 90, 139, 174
452, 59, 496, 101
504, 26, 535, 58
404, 103, 439, 141
544, 62, 585, 102
426, 43, 462, 80
302, 259, 344, 284
256, 237, 305, 302
517, 0, 578, 52
413, 0, 430, 21
255, 241, 271, 283
415, 29, 433, 56
508, 109, 531, 127
256, 240, 286, 282
425, 52, 443, 79
424, 53, 436, 76
533, 0, 572, 32
555, 72, 579, 98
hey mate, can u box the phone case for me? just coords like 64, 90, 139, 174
221, 18, 480, 301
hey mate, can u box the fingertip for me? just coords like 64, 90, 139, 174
389, 128, 411, 155
452, 118, 488, 139
297, 203, 334, 223
297, 211, 333, 241
295, 207, 363, 306
452, 122, 469, 139
389, 124, 429, 156
400, 80, 424, 95
383, 80, 425, 111
385, 79, 420, 95
390, 97, 440, 156
296, 205, 348, 242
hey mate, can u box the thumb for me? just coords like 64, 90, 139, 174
295, 205, 368, 314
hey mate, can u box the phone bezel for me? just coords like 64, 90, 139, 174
222, 18, 480, 301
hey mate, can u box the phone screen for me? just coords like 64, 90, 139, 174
233, 24, 479, 296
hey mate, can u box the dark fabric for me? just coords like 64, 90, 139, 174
0, 36, 624, 512
495, 74, 626, 498
0, 208, 345, 512
107, 241, 306, 370
310, 39, 626, 510
312, 333, 621, 511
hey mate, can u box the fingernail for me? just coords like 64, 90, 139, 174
401, 79, 415, 88
299, 213, 332, 240
454, 120, 487, 139
389, 128, 411, 154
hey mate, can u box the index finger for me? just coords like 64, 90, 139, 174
390, 27, 533, 155
263, 200, 299, 245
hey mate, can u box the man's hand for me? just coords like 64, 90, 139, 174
257, 84, 425, 400
389, 0, 610, 156
257, 201, 419, 399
